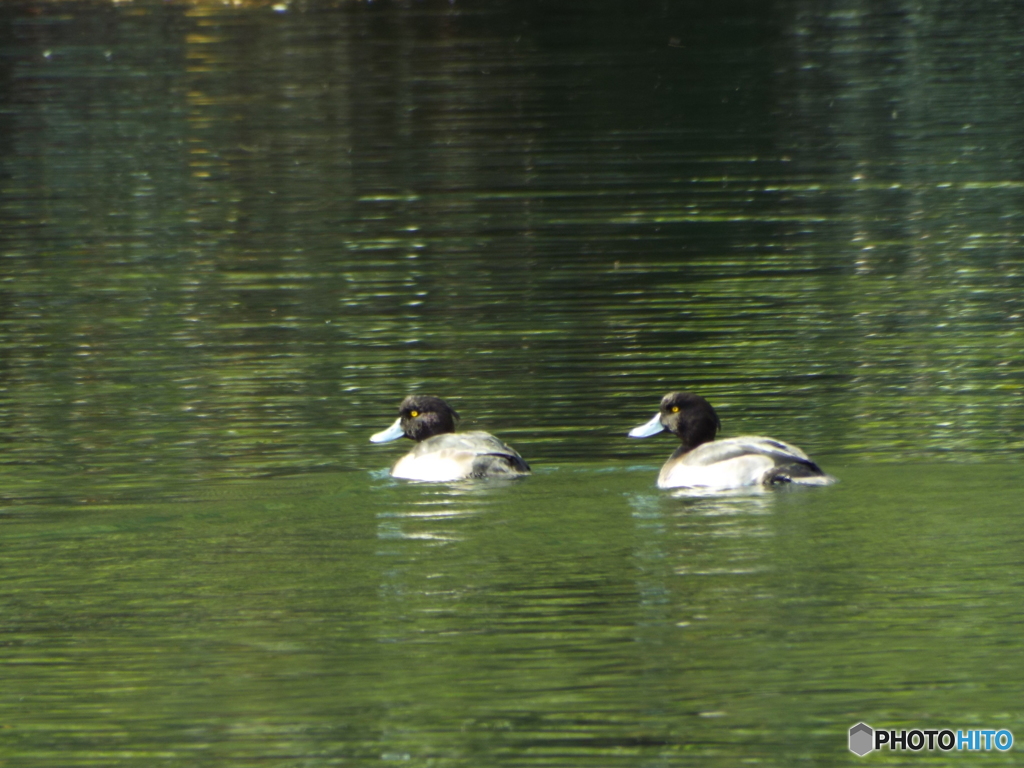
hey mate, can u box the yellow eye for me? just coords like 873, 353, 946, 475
670, 406, 680, 413
409, 410, 419, 418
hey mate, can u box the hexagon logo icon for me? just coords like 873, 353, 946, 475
849, 723, 874, 756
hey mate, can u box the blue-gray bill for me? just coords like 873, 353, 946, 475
628, 412, 665, 438
370, 418, 405, 443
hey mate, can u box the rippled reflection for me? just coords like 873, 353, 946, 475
1, 0, 1023, 497
3, 3, 1024, 762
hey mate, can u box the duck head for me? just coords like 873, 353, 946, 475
370, 395, 461, 443
628, 391, 721, 451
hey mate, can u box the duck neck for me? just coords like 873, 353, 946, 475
669, 434, 712, 458
672, 419, 719, 455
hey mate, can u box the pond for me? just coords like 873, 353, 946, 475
2, 1, 1023, 765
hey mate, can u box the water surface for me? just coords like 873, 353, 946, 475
5, 464, 1024, 765
2, 1, 1024, 765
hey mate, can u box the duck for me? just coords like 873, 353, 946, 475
628, 391, 834, 489
370, 395, 531, 482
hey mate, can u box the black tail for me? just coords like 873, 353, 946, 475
470, 453, 531, 478
764, 460, 827, 485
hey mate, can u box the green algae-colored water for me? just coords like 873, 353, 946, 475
2, 1, 1024, 765
5, 465, 1024, 765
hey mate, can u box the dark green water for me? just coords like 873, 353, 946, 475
5, 465, 1024, 765
2, 0, 1024, 765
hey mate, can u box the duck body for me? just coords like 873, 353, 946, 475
657, 435, 833, 489
391, 431, 530, 482
371, 395, 530, 482
630, 391, 834, 490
